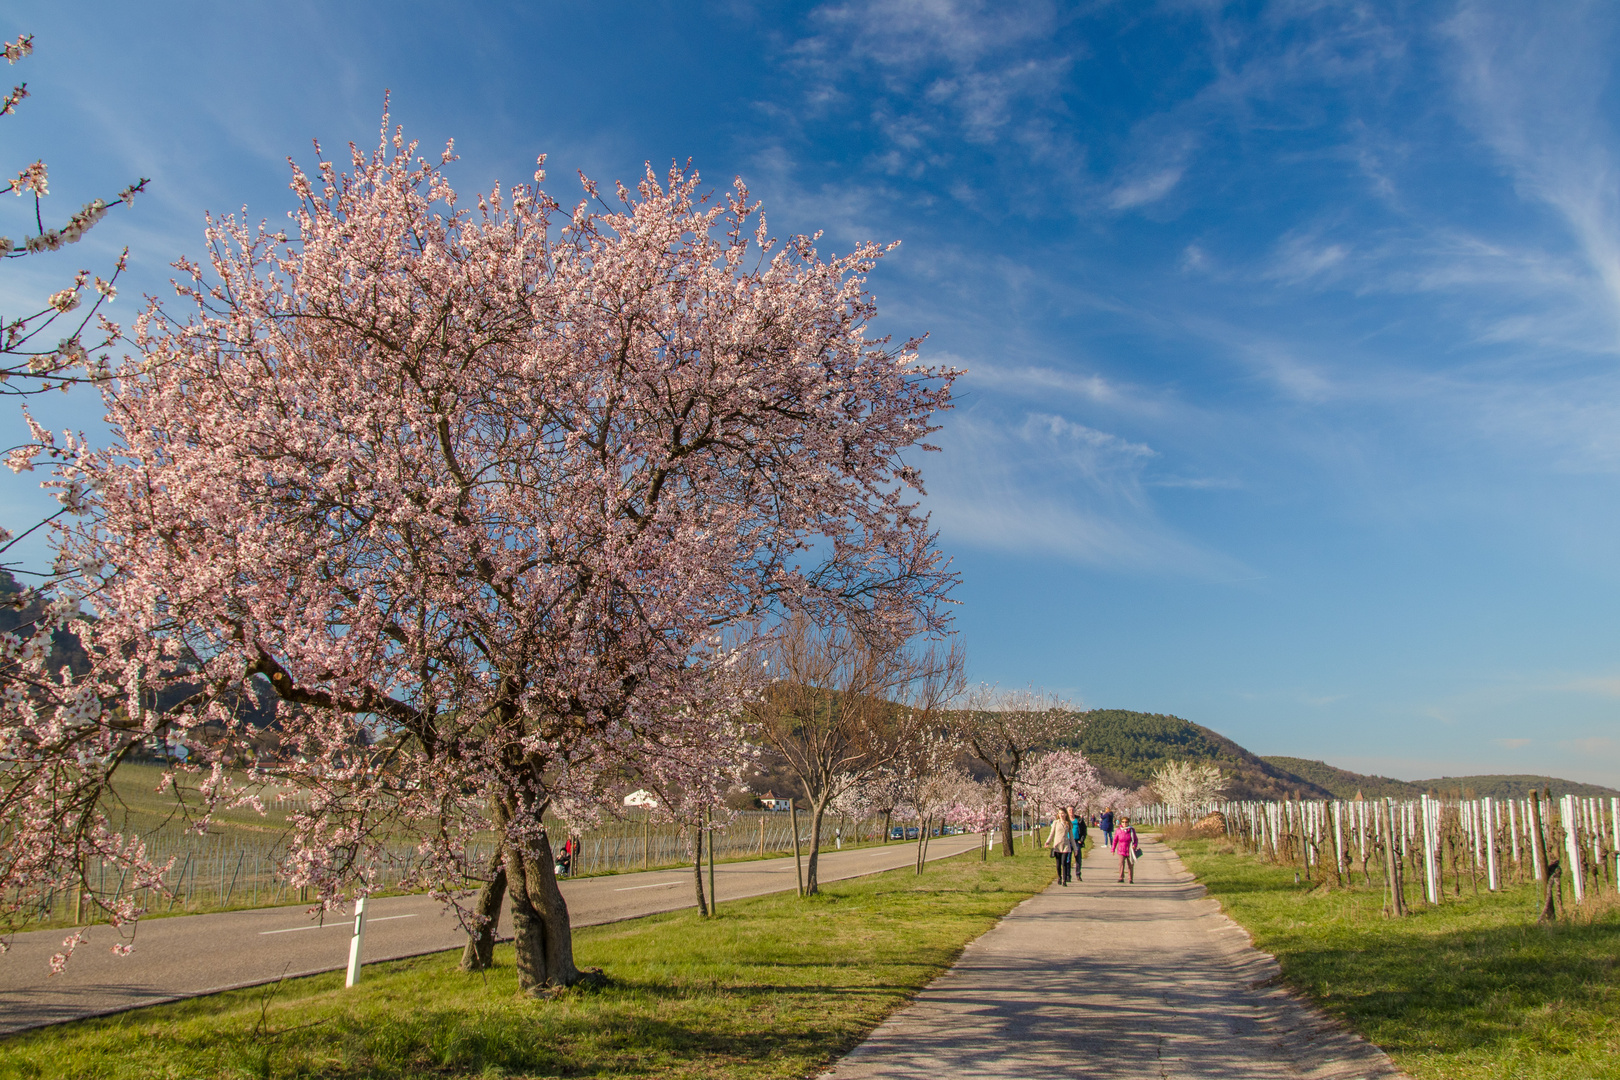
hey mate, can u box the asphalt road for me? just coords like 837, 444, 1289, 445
0, 831, 988, 1035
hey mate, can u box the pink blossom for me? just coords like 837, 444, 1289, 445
6, 110, 956, 983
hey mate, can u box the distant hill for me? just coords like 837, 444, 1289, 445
1261, 756, 1424, 799
1040, 707, 1616, 803
1052, 710, 1335, 802
0, 570, 91, 677
1265, 757, 1620, 801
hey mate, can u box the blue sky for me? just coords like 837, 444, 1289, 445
4, 1, 1619, 785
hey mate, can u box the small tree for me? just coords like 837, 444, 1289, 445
1018, 749, 1102, 821
619, 737, 748, 918
953, 686, 1072, 855
1151, 759, 1224, 821
840, 768, 906, 843
747, 617, 961, 893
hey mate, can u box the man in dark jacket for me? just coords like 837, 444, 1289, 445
1100, 809, 1115, 851
1068, 807, 1087, 881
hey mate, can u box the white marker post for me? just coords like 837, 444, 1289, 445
1529, 798, 1544, 881
1507, 799, 1520, 869
1483, 797, 1498, 891
345, 896, 369, 988
1611, 798, 1619, 892
1562, 795, 1585, 903
1420, 795, 1440, 904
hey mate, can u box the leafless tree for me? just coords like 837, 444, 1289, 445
747, 616, 963, 893
953, 685, 1073, 856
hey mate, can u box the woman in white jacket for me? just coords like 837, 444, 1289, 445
1044, 809, 1075, 886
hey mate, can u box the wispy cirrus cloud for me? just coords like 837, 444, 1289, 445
922, 400, 1249, 578
1109, 165, 1187, 210
1445, 1, 1620, 347
960, 358, 1173, 417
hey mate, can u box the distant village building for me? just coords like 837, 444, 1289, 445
758, 791, 792, 812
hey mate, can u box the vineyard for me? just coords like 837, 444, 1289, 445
1133, 791, 1619, 914
21, 806, 898, 929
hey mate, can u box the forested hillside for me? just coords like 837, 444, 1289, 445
1260, 756, 1424, 799
1264, 757, 1620, 800
1045, 709, 1617, 803
1052, 710, 1334, 801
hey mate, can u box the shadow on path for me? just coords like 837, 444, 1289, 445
820, 840, 1409, 1080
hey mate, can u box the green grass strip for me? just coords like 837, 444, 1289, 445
1166, 835, 1620, 1080
0, 846, 1055, 1080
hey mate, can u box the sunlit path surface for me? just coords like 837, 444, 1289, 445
0, 831, 985, 1034
821, 838, 1408, 1080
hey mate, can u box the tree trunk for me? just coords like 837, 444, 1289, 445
1382, 803, 1405, 916
692, 825, 709, 917
503, 832, 585, 992
459, 851, 507, 971
805, 799, 827, 895
882, 809, 891, 843
1530, 792, 1558, 924
1000, 776, 1016, 856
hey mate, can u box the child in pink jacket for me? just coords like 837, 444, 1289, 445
1112, 816, 1139, 883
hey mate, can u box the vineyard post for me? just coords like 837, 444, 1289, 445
1331, 801, 1345, 886
1611, 797, 1619, 893
1529, 792, 1556, 923
1588, 798, 1603, 892
1382, 799, 1405, 916
1484, 797, 1499, 891
1529, 797, 1544, 881
1562, 795, 1585, 904
1508, 799, 1521, 880
1419, 795, 1440, 904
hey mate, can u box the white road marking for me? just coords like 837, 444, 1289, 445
612, 880, 685, 892
259, 914, 418, 936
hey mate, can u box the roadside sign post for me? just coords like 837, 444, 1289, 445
345, 896, 368, 988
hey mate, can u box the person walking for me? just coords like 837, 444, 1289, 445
1112, 815, 1140, 884
1045, 809, 1075, 885
1100, 808, 1115, 851
1068, 806, 1087, 881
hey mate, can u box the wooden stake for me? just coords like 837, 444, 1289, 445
707, 807, 717, 916
790, 801, 804, 897
1529, 791, 1556, 923
1382, 799, 1405, 916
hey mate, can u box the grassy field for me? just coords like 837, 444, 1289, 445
0, 846, 1054, 1080
1165, 834, 1620, 1080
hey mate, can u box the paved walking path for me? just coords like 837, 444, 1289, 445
0, 831, 985, 1035
822, 836, 1409, 1080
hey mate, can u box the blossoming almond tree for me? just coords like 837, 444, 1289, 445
953, 685, 1074, 855
941, 777, 1002, 859
4, 114, 958, 988
1150, 759, 1224, 821
1017, 749, 1102, 821
615, 721, 752, 919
